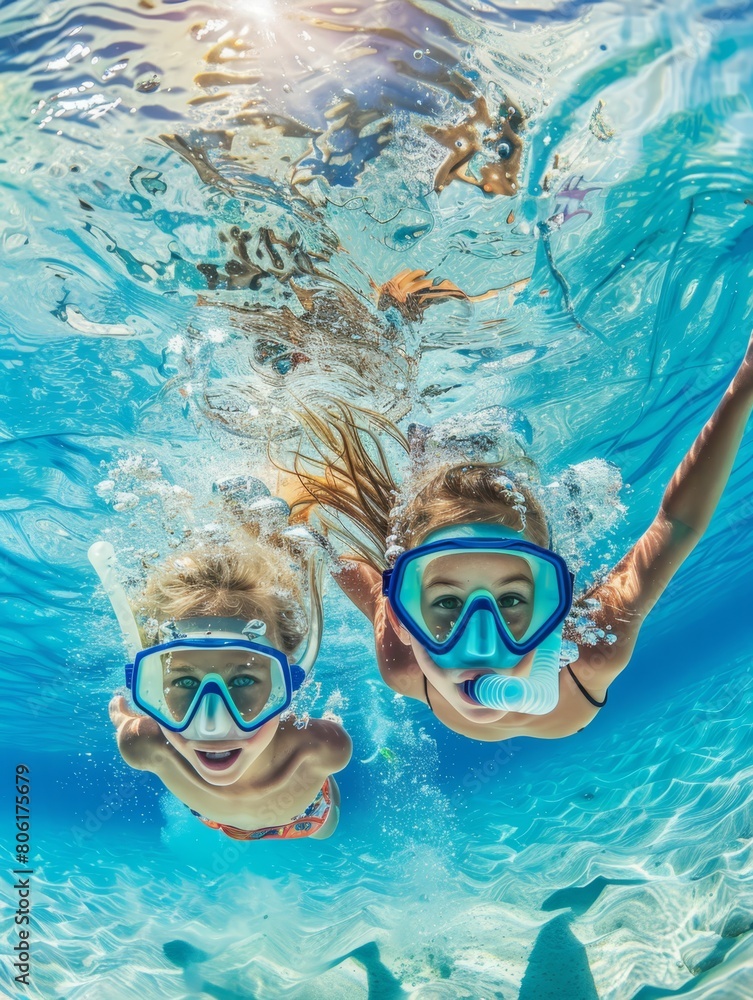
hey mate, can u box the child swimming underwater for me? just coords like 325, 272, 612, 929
95, 534, 351, 840
283, 331, 753, 742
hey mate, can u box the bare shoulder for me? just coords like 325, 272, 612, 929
332, 559, 426, 702
280, 717, 353, 773
571, 642, 631, 685
562, 578, 638, 686
336, 555, 381, 585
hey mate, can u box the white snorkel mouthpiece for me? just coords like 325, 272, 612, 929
462, 627, 563, 715
88, 541, 143, 660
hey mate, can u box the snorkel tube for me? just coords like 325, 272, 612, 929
88, 541, 143, 661
293, 541, 324, 675
462, 626, 562, 715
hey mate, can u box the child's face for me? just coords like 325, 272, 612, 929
157, 623, 287, 785
392, 548, 537, 723
160, 714, 280, 786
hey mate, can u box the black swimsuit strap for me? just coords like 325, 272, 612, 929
567, 663, 608, 708
423, 673, 434, 713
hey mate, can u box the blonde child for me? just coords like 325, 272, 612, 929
98, 536, 351, 839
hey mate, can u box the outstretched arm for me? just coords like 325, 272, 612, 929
579, 332, 753, 677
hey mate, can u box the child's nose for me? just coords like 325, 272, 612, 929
461, 609, 499, 662
193, 694, 236, 738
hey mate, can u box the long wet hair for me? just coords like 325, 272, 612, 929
287, 400, 550, 570
136, 535, 311, 655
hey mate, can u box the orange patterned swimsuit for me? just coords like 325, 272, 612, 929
190, 778, 332, 841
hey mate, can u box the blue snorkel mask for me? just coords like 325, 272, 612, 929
382, 524, 574, 715
89, 541, 320, 741
125, 617, 306, 740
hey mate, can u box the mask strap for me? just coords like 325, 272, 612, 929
293, 552, 323, 674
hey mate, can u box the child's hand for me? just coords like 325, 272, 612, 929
108, 694, 164, 769
108, 694, 146, 731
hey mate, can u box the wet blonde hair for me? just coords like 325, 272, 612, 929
136, 537, 308, 654
288, 401, 549, 570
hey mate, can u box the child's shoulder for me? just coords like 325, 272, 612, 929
278, 717, 352, 771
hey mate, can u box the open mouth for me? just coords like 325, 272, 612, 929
194, 748, 242, 771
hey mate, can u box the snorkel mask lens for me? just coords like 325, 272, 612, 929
161, 646, 281, 726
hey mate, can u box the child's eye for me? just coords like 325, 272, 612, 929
229, 675, 256, 688
173, 676, 200, 689
434, 596, 462, 611
497, 594, 524, 610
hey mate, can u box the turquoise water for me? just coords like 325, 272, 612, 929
2, 0, 753, 996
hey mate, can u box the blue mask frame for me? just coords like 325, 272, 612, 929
125, 637, 306, 734
382, 535, 574, 661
